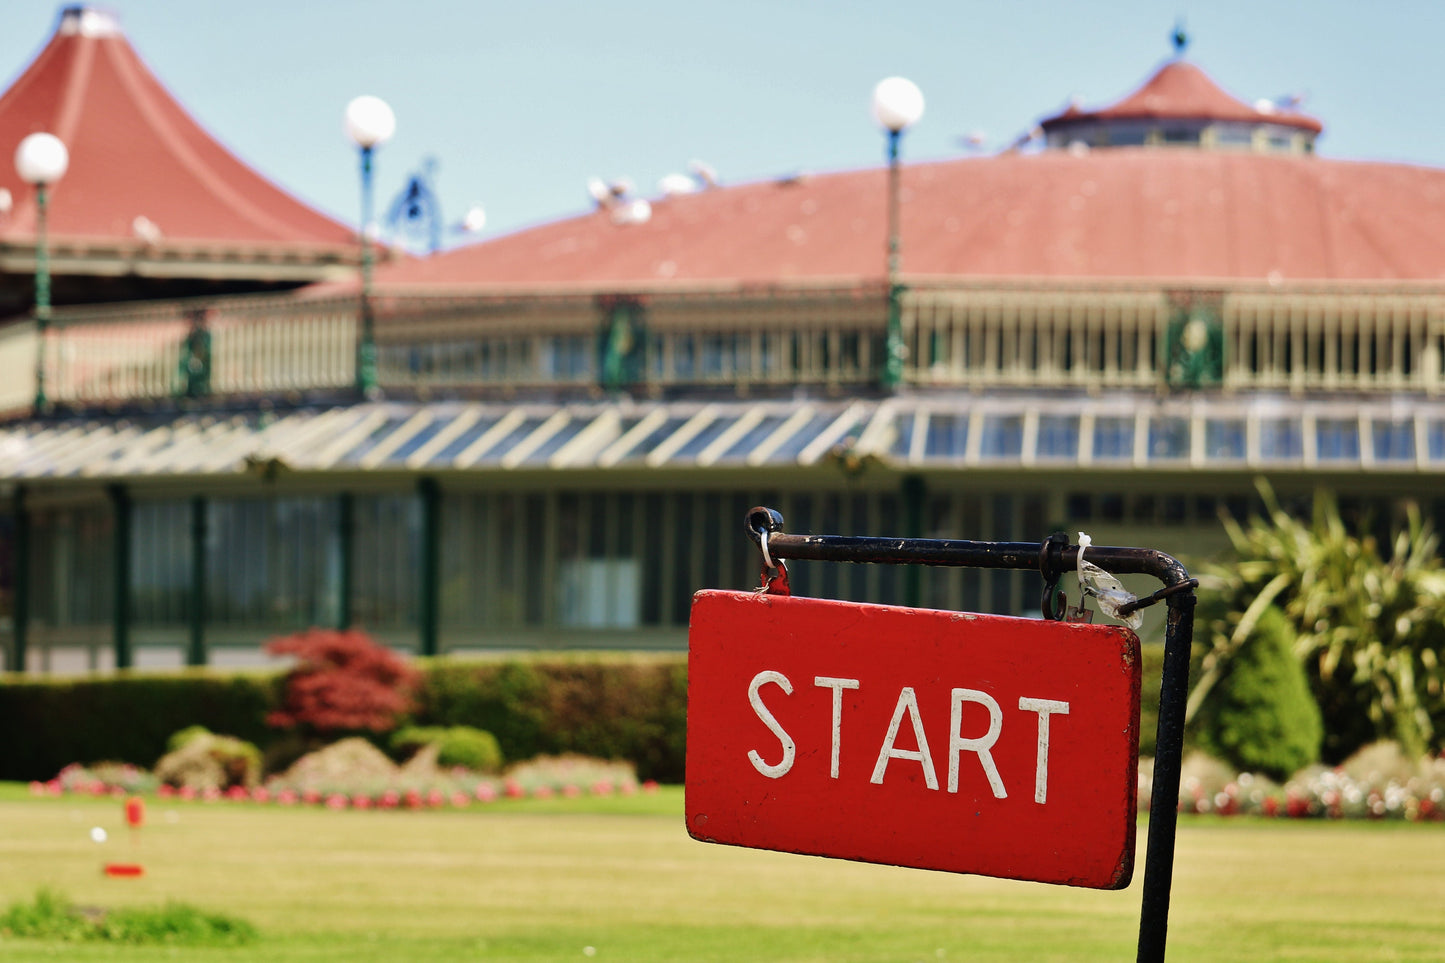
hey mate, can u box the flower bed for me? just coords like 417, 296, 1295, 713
30, 755, 659, 809
1139, 746, 1445, 822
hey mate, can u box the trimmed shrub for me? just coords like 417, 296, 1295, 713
266, 629, 419, 736
411, 656, 688, 782
392, 725, 503, 772
154, 729, 262, 791
1192, 605, 1323, 780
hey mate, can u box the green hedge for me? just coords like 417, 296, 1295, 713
0, 647, 1163, 784
0, 672, 278, 781
411, 657, 688, 782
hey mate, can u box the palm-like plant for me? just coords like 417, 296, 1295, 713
1193, 482, 1445, 761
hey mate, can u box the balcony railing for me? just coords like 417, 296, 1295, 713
5, 282, 1442, 414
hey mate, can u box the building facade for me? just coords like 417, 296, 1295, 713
2, 12, 1443, 672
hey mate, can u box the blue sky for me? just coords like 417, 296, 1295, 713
5, 1, 1445, 246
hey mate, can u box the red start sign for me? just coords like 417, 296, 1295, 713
685, 590, 1141, 890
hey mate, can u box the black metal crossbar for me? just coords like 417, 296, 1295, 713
744, 506, 1196, 963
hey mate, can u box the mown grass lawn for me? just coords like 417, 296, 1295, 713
0, 783, 1442, 962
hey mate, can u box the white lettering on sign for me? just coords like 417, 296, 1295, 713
813, 676, 861, 778
1018, 697, 1070, 803
871, 687, 939, 790
742, 670, 1071, 804
747, 670, 795, 778
949, 688, 1006, 798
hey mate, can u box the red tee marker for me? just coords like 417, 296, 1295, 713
124, 796, 146, 829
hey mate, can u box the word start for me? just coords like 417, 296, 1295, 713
746, 670, 1071, 804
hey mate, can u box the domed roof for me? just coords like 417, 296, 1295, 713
1041, 60, 1322, 136
369, 57, 1443, 292
373, 148, 1445, 290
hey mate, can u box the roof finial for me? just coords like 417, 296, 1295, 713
1171, 18, 1189, 58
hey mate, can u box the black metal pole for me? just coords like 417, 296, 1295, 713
1135, 588, 1195, 963
743, 508, 1194, 963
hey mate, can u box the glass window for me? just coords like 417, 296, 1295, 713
1427, 420, 1445, 462
979, 415, 1023, 459
1258, 418, 1303, 460
470, 416, 549, 465
206, 497, 339, 630
1315, 418, 1360, 461
1093, 416, 1134, 460
30, 503, 113, 630
715, 414, 789, 464
1205, 419, 1246, 460
132, 500, 190, 626
771, 411, 845, 461
925, 414, 970, 459
353, 495, 419, 631
1148, 417, 1190, 460
1372, 419, 1415, 462
1036, 415, 1080, 459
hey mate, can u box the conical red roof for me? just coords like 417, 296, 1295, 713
1042, 60, 1321, 135
0, 7, 354, 258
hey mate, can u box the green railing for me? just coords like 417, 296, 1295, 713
12, 282, 1444, 412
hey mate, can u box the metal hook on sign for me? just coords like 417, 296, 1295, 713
746, 505, 791, 596
1038, 531, 1068, 621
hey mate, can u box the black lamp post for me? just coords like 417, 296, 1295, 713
871, 77, 924, 391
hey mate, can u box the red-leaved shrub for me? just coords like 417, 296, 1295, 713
265, 629, 419, 735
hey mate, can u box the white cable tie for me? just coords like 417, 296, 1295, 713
1076, 532, 1143, 630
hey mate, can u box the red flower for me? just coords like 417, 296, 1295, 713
474, 783, 497, 803
352, 794, 372, 809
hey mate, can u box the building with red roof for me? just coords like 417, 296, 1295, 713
0, 23, 1442, 678
0, 6, 360, 318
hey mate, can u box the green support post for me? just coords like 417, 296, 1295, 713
187, 496, 207, 666
418, 478, 441, 657
882, 128, 906, 391
337, 492, 355, 629
108, 484, 132, 669
356, 145, 378, 396
33, 183, 51, 412
12, 486, 29, 673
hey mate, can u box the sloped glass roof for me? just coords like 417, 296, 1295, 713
4, 395, 1445, 482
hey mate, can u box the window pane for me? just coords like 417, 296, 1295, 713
1204, 419, 1246, 459
979, 415, 1023, 458
1148, 417, 1190, 460
925, 413, 969, 459
1428, 420, 1445, 463
1036, 415, 1079, 459
1259, 418, 1303, 460
1315, 418, 1360, 461
1372, 420, 1414, 462
1093, 416, 1134, 460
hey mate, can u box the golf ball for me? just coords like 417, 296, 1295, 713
90, 826, 107, 843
